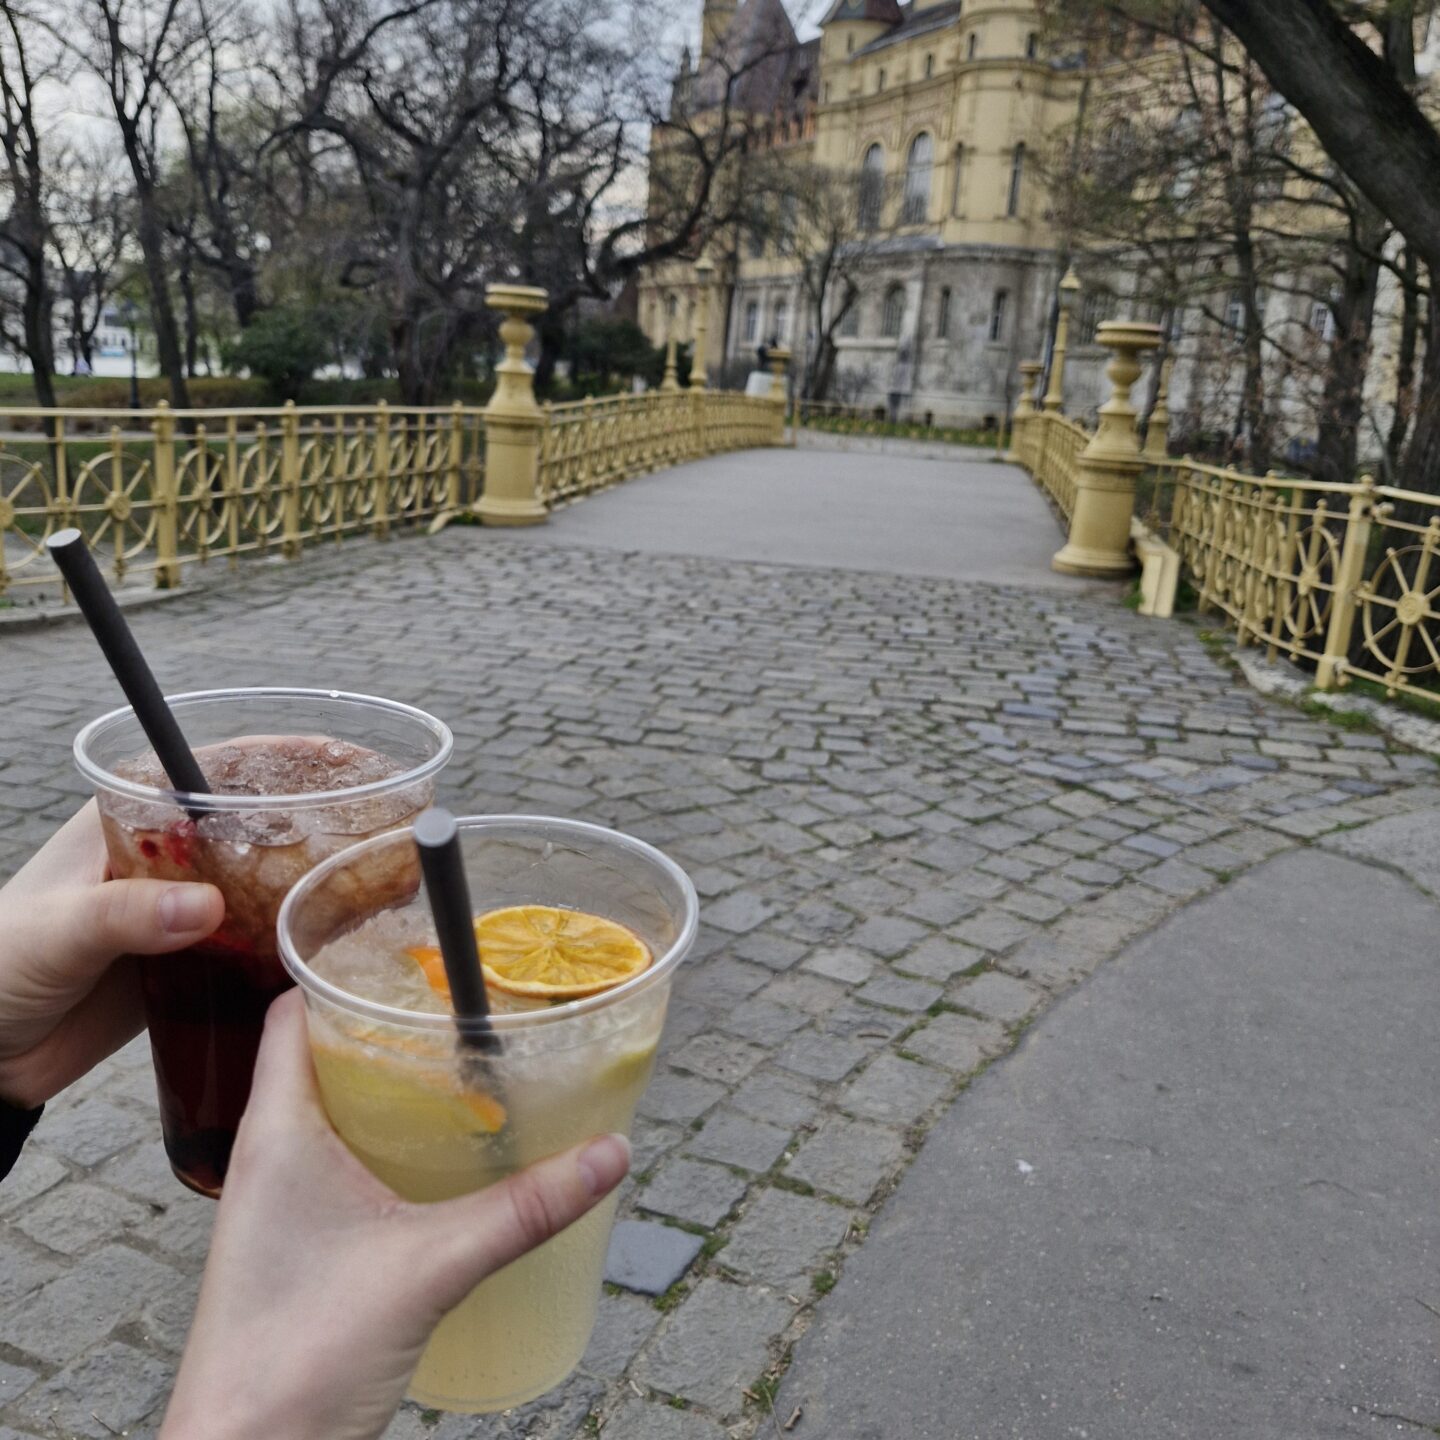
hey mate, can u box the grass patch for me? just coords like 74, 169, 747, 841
418, 1410, 442, 1426
1300, 698, 1377, 732
668, 1396, 690, 1410
747, 1374, 781, 1411
653, 1280, 690, 1312
770, 1174, 815, 1197
1341, 675, 1440, 723
813, 1269, 837, 1296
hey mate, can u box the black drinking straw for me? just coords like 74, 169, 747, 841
46, 528, 212, 820
413, 808, 500, 1054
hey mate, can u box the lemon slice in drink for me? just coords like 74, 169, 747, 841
407, 905, 652, 1004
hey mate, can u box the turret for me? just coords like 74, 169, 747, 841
819, 0, 902, 67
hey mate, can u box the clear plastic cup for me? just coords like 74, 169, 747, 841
277, 815, 699, 1414
76, 688, 453, 1196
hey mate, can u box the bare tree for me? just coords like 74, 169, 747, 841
0, 1, 61, 406
49, 144, 131, 373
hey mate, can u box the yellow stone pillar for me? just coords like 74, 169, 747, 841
660, 292, 681, 393
477, 283, 548, 526
1142, 353, 1174, 463
690, 257, 714, 391
767, 345, 791, 445
1010, 359, 1042, 464
1042, 267, 1081, 415
1053, 319, 1163, 577
152, 400, 181, 588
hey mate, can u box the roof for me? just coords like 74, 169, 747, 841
686, 0, 819, 114
854, 0, 964, 55
821, 0, 904, 24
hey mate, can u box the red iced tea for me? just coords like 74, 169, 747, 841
90, 718, 444, 1196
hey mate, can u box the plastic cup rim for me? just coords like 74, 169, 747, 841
74, 686, 455, 813
277, 813, 700, 1033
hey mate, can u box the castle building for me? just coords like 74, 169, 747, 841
638, 0, 1083, 426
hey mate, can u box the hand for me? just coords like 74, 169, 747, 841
161, 991, 630, 1440
0, 803, 225, 1107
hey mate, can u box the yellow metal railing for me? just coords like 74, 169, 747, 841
0, 401, 480, 597
539, 389, 776, 505
0, 387, 782, 599
1025, 410, 1090, 522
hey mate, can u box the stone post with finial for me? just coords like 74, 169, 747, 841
477, 284, 549, 526
1042, 267, 1081, 414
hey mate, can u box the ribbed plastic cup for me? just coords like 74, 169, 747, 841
278, 815, 699, 1414
76, 687, 453, 1196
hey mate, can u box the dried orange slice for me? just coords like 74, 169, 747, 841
477, 905, 651, 1000
406, 905, 651, 1005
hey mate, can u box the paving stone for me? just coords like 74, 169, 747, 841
801, 946, 877, 984
94, 1141, 184, 1207
844, 915, 928, 958
904, 1011, 1009, 1072
684, 1108, 791, 1172
714, 995, 810, 1047
896, 935, 985, 981
0, 1243, 179, 1363
631, 1279, 793, 1413
952, 909, 1037, 954
1138, 856, 1216, 899
721, 1187, 852, 1287
855, 972, 943, 1013
604, 1220, 704, 1296
838, 1054, 951, 1125
13, 1340, 171, 1439
729, 1069, 823, 1129
638, 1160, 748, 1228
36, 1101, 153, 1168
0, 1149, 69, 1216
0, 1237, 62, 1309
951, 970, 1048, 1024
784, 1116, 908, 1204
12, 1182, 150, 1256
774, 1032, 870, 1083
669, 1033, 769, 1087
0, 1357, 37, 1406
136, 1270, 202, 1354
637, 1071, 727, 1125
599, 1396, 730, 1438
703, 892, 775, 934
579, 1290, 661, 1377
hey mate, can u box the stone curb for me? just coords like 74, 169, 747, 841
0, 584, 197, 634
1235, 651, 1440, 757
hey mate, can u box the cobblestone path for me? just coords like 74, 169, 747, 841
0, 522, 1435, 1439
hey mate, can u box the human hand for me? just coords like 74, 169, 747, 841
0, 802, 225, 1107
161, 991, 630, 1440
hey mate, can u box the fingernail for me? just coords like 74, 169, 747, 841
160, 885, 218, 934
577, 1134, 630, 1197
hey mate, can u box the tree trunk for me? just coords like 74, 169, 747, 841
179, 253, 200, 378
20, 245, 54, 409
131, 174, 191, 409
1387, 245, 1420, 469
1314, 208, 1384, 485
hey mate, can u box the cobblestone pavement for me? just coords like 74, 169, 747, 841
1, 520, 1437, 1439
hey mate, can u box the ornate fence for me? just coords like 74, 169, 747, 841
1008, 318, 1440, 701
0, 287, 784, 602
539, 389, 777, 506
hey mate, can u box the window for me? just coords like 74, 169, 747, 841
1310, 299, 1336, 340
1080, 290, 1111, 342
859, 143, 884, 230
824, 82, 831, 102
902, 132, 933, 224
747, 227, 764, 258
950, 144, 965, 214
989, 289, 1008, 342
773, 299, 789, 343
967, 32, 978, 59
877, 67, 886, 91
1007, 142, 1025, 217
839, 302, 860, 338
666, 293, 678, 319
924, 53, 934, 78
743, 300, 759, 342
937, 286, 952, 339
1225, 293, 1245, 334
882, 285, 905, 338
846, 32, 854, 53
778, 192, 797, 248
1025, 31, 1038, 58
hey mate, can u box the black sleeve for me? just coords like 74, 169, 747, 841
0, 1098, 42, 1182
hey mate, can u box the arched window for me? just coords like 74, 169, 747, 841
1007, 142, 1025, 217
902, 133, 933, 224
773, 299, 789, 343
1025, 31, 1038, 58
937, 286, 952, 339
743, 300, 759, 342
839, 301, 860, 337
881, 285, 905, 338
877, 67, 886, 91
924, 53, 934, 78
951, 143, 966, 215
859, 143, 885, 230
967, 31, 978, 59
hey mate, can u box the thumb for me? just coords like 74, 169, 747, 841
413, 1134, 632, 1317
22, 878, 225, 991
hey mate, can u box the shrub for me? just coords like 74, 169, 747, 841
222, 307, 334, 400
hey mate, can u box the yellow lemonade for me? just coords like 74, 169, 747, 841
306, 909, 665, 1412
